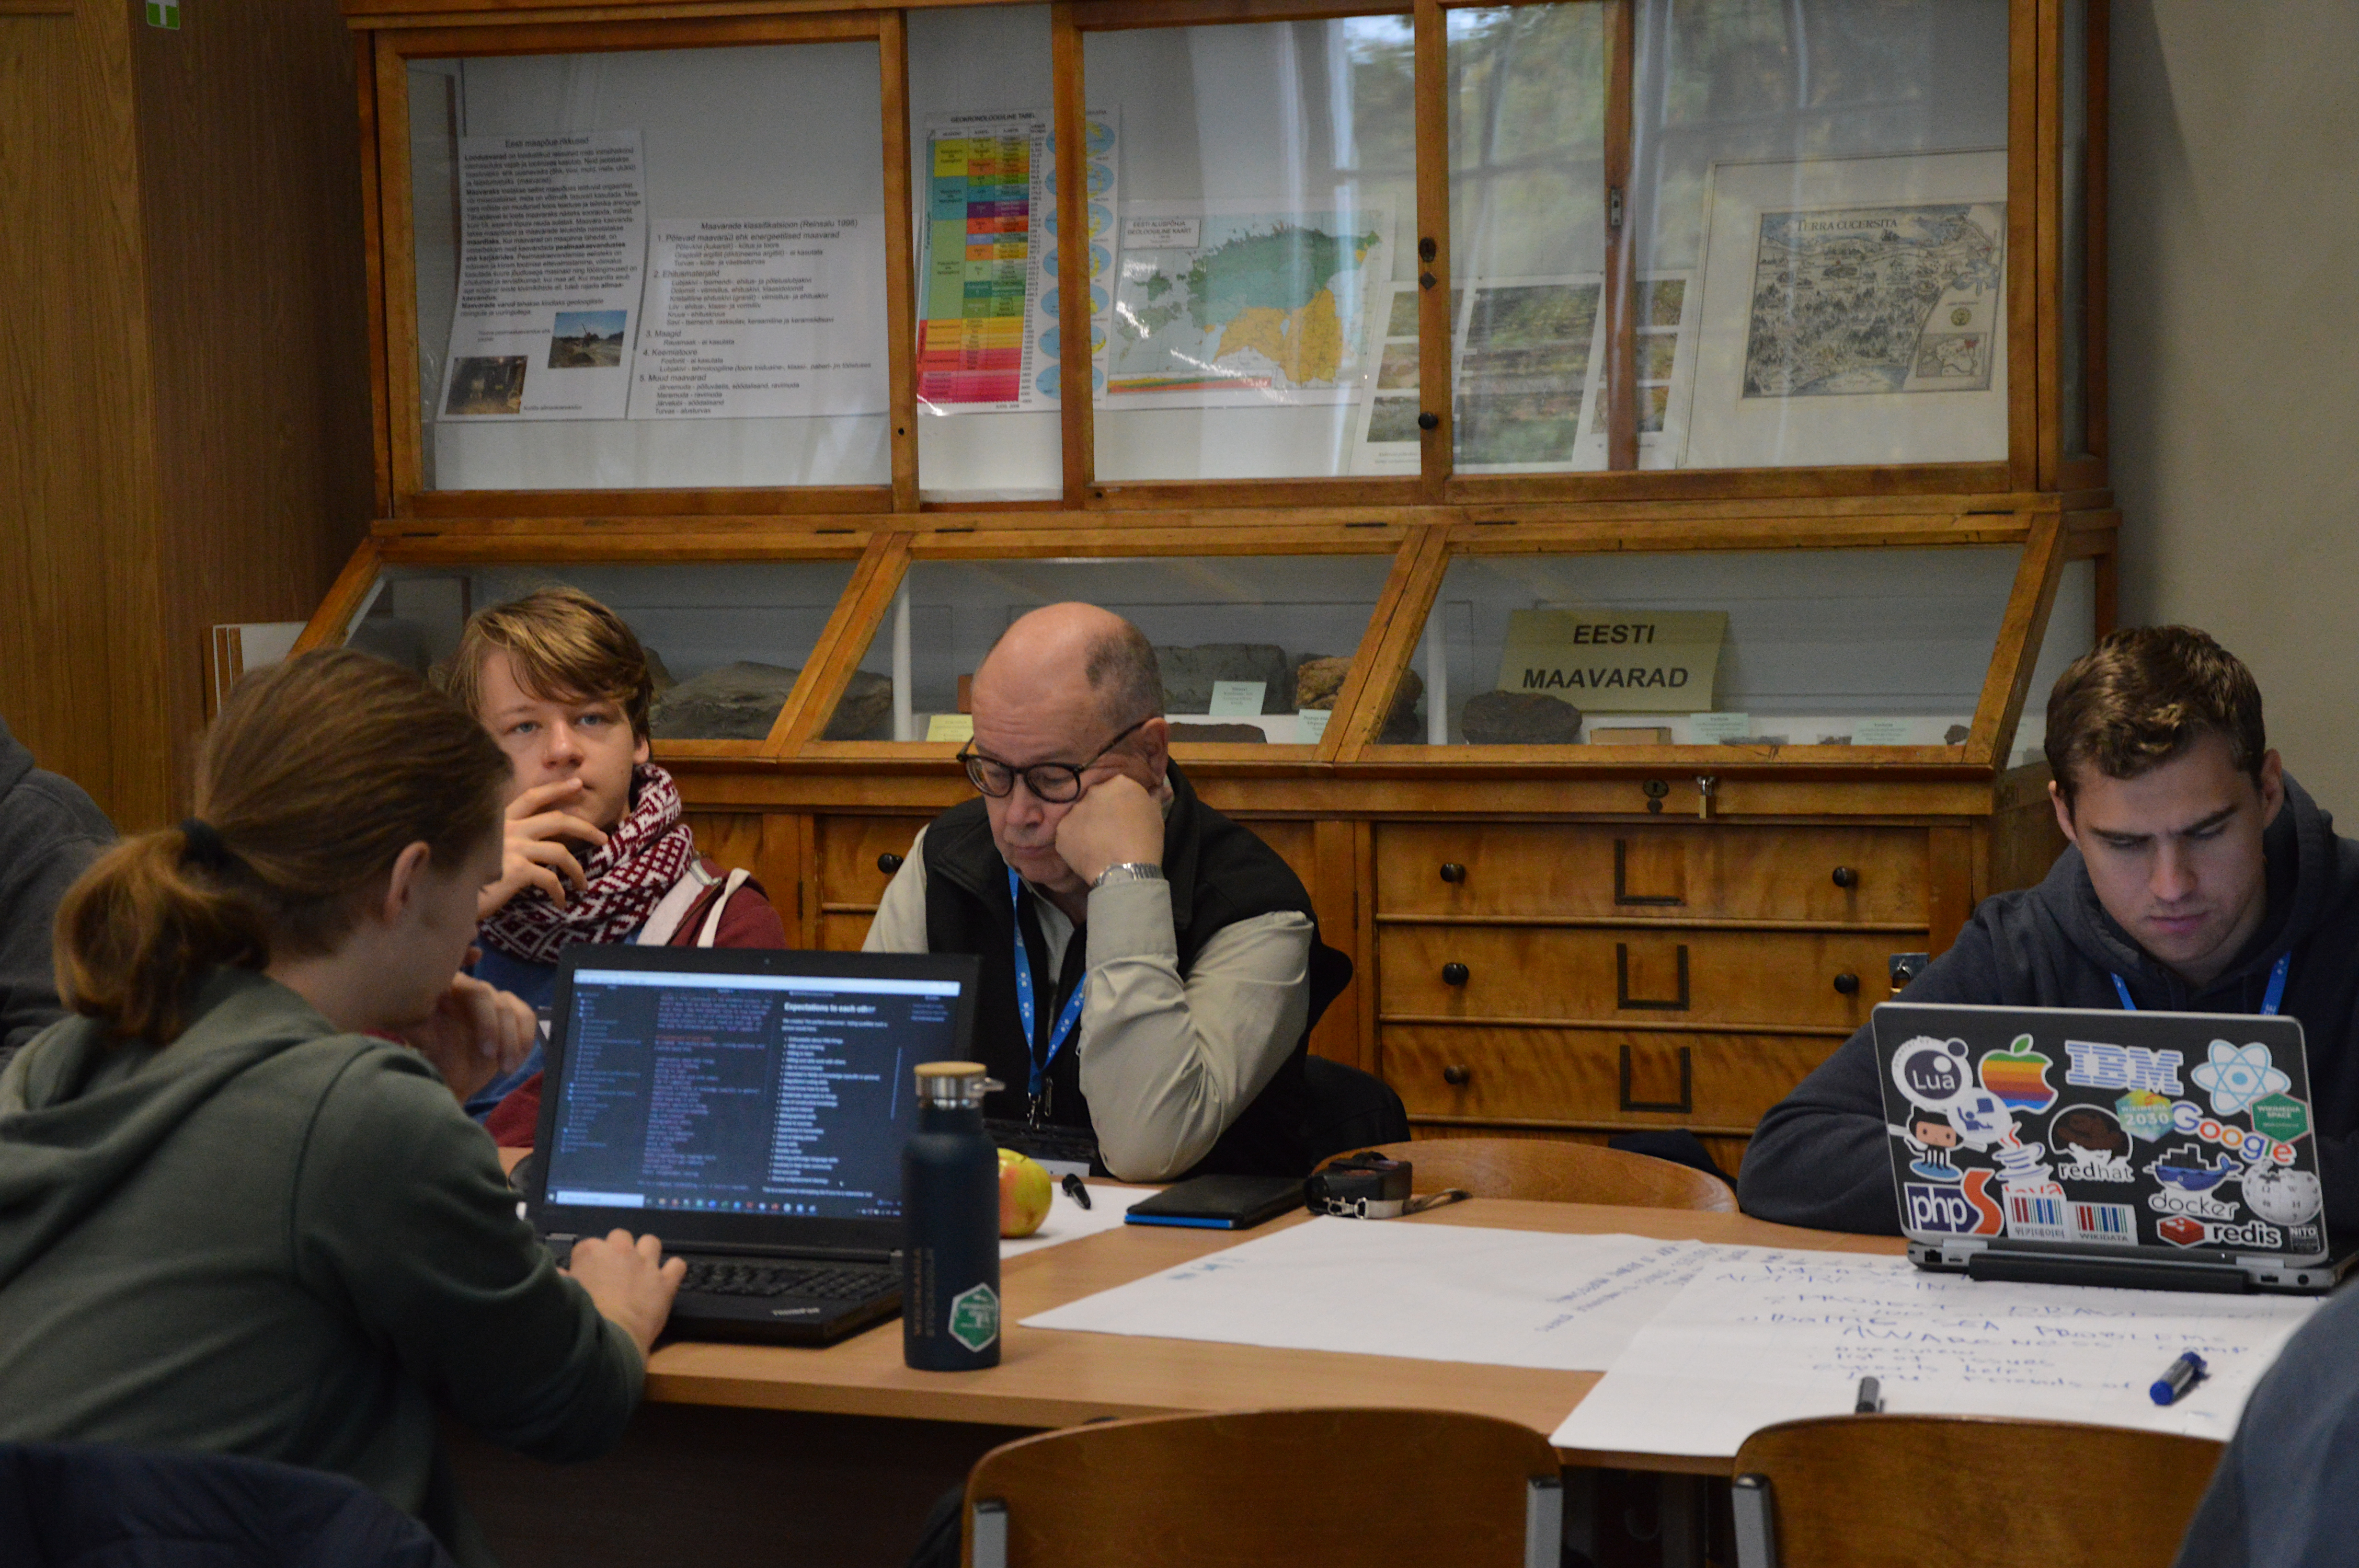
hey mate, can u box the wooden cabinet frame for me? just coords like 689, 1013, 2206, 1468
323, 0, 2117, 1158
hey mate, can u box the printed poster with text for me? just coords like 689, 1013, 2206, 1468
630, 217, 888, 420
915, 109, 1118, 412
440, 131, 646, 422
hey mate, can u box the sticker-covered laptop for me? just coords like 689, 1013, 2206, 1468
1873, 1001, 2350, 1293
525, 946, 980, 1343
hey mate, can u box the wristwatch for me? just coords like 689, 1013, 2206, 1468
1092, 861, 1167, 890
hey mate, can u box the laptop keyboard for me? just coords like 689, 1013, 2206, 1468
678, 1259, 896, 1301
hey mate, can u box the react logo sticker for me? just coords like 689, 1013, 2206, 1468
2116, 1089, 2176, 1142
2244, 1165, 2324, 1227
1978, 1035, 2059, 1113
1893, 1036, 1972, 1111
2190, 1039, 2293, 1117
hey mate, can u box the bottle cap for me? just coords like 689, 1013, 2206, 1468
913, 1061, 999, 1106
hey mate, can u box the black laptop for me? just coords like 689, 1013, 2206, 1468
1873, 1001, 2353, 1294
524, 946, 980, 1344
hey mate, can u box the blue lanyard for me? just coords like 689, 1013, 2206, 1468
1008, 867, 1087, 1116
2112, 951, 2289, 1016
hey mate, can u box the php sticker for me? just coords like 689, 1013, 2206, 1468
1979, 1036, 2059, 1112
2190, 1039, 2292, 1117
1904, 1170, 2004, 1236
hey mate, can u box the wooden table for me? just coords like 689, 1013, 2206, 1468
647, 1192, 1900, 1474
461, 1175, 1900, 1566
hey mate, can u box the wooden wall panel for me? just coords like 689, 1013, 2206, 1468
132, 0, 375, 819
0, 3, 166, 822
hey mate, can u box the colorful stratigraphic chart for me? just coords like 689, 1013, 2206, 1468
916, 110, 1115, 413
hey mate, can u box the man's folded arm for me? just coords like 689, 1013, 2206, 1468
1736, 918, 2008, 1234
1077, 880, 1311, 1181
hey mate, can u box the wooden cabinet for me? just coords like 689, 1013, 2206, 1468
308, 0, 2110, 1170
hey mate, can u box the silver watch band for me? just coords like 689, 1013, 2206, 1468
1092, 861, 1167, 890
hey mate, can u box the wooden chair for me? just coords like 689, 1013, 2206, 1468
960, 1408, 1563, 1568
1321, 1137, 1736, 1212
1730, 1415, 2224, 1567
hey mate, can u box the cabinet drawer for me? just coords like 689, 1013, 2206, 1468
1385, 1027, 1840, 1131
1377, 823, 1927, 924
816, 816, 931, 907
1378, 925, 1894, 1031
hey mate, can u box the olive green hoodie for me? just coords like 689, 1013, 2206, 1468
0, 968, 643, 1565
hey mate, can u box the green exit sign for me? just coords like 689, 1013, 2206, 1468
146, 1, 180, 27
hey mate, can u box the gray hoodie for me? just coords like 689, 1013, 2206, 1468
0, 969, 643, 1565
0, 717, 113, 1073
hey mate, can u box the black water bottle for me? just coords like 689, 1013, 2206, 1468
902, 1061, 1002, 1370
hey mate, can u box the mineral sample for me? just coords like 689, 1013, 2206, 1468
1461, 689, 1583, 745
1165, 722, 1268, 744
1155, 643, 1292, 713
650, 662, 799, 741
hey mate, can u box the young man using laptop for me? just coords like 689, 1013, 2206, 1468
442, 587, 787, 1140
864, 602, 1346, 1182
1739, 626, 2359, 1237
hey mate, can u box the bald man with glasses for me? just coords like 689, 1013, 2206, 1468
863, 602, 1341, 1181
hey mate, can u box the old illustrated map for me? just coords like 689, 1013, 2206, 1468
1740, 202, 2004, 398
1109, 209, 1388, 405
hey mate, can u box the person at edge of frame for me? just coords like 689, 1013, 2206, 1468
442, 586, 788, 1145
0, 649, 681, 1567
1737, 625, 2359, 1242
863, 601, 1349, 1183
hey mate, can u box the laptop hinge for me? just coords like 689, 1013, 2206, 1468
1965, 1249, 2252, 1294
661, 1240, 900, 1264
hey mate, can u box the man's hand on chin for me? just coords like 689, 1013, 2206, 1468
1053, 774, 1165, 887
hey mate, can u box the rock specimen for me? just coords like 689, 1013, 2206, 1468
1461, 689, 1583, 745
1945, 723, 1971, 744
1165, 722, 1268, 744
1155, 643, 1293, 713
648, 663, 894, 741
1296, 656, 1425, 742
821, 669, 895, 741
643, 646, 677, 693
650, 662, 800, 741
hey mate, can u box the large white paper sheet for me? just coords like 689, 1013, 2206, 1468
1000, 1186, 1147, 1260
1022, 1220, 1716, 1371
1552, 1247, 2316, 1457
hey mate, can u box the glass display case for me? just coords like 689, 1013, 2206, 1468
809, 550, 1401, 745
334, 0, 2118, 1166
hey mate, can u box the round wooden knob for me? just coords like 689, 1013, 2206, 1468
1441, 962, 1470, 987
1442, 1064, 1472, 1087
1831, 866, 1859, 889
1416, 411, 1440, 431
877, 852, 904, 874
1439, 862, 1467, 884
1834, 972, 1861, 995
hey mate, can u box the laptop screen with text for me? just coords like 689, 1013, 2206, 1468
541, 967, 954, 1221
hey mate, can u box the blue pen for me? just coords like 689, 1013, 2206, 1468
2150, 1351, 2207, 1406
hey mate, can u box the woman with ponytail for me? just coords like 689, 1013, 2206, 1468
0, 649, 681, 1565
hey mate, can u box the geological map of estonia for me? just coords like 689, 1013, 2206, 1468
1108, 209, 1389, 405
1741, 201, 2004, 398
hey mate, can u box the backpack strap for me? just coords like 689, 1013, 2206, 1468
693, 868, 753, 948
637, 860, 719, 948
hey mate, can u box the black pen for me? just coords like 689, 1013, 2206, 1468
1854, 1376, 1883, 1414
1061, 1172, 1093, 1210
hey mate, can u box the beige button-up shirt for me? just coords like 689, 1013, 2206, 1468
863, 827, 1314, 1181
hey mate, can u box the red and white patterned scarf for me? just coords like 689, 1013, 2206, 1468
479, 763, 695, 966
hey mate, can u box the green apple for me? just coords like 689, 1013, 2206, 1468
997, 1148, 1053, 1238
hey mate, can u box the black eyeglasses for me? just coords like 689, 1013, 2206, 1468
960, 716, 1152, 803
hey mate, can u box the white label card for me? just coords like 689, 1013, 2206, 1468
1853, 718, 1914, 745
1689, 712, 1753, 744
1207, 681, 1267, 718
1297, 709, 1333, 743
